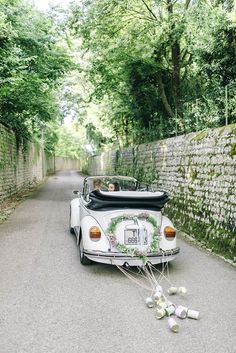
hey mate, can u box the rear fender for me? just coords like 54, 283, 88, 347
81, 216, 110, 251
160, 216, 177, 250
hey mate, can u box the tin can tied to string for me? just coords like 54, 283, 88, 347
165, 303, 176, 316
167, 286, 178, 295
145, 297, 154, 308
187, 309, 200, 320
155, 285, 163, 293
156, 300, 168, 310
168, 318, 179, 333
156, 308, 166, 320
153, 290, 163, 301
175, 305, 188, 319
178, 286, 187, 295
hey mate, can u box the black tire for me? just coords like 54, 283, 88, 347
69, 207, 75, 234
79, 235, 92, 265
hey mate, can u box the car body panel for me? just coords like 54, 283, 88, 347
70, 175, 179, 266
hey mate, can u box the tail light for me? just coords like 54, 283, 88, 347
164, 226, 176, 240
89, 226, 101, 241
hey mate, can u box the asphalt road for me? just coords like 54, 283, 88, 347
0, 171, 235, 353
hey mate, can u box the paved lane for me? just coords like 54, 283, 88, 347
0, 171, 235, 353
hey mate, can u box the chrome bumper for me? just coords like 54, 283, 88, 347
84, 247, 180, 266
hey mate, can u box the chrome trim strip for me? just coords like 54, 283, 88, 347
84, 247, 180, 259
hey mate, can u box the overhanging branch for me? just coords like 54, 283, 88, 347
140, 0, 158, 20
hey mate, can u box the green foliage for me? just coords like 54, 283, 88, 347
229, 143, 236, 158
43, 122, 59, 155
182, 2, 236, 131
69, 0, 236, 146
85, 122, 111, 149
2, 1, 234, 152
0, 0, 72, 143
54, 124, 86, 159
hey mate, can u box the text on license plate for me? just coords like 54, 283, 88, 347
124, 230, 148, 245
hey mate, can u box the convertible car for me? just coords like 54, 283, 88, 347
69, 176, 179, 266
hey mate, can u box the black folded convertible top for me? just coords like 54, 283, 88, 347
87, 190, 169, 211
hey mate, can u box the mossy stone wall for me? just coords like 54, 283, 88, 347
0, 123, 83, 203
88, 124, 236, 260
0, 124, 46, 203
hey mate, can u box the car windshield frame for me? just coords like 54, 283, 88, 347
81, 176, 157, 202
84, 176, 138, 193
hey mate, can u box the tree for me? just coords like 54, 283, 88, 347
0, 0, 72, 143
54, 124, 85, 159
182, 1, 236, 129
70, 0, 194, 134
69, 0, 236, 144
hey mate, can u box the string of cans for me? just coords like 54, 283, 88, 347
145, 285, 200, 333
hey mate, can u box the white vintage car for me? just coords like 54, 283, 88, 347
69, 176, 179, 266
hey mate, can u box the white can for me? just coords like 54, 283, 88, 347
165, 304, 176, 316
145, 297, 154, 308
155, 285, 163, 293
187, 309, 200, 320
178, 286, 187, 295
153, 290, 162, 301
156, 308, 166, 319
175, 305, 188, 319
167, 286, 178, 295
157, 302, 167, 310
168, 317, 179, 333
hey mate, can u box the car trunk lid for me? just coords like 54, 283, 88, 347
98, 209, 162, 253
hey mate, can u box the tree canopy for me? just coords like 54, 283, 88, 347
0, 0, 72, 144
0, 0, 235, 157
68, 0, 236, 146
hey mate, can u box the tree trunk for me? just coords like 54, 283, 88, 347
157, 73, 175, 119
167, 0, 185, 132
172, 41, 181, 116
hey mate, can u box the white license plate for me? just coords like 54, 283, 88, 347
124, 230, 148, 245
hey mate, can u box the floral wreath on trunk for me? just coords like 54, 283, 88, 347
106, 212, 160, 262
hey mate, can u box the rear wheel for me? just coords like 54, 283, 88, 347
79, 235, 92, 265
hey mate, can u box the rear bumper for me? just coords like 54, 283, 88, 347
84, 247, 180, 266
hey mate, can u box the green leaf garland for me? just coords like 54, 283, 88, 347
106, 213, 160, 263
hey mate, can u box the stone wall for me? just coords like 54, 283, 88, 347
0, 124, 47, 202
55, 156, 80, 171
0, 123, 81, 203
87, 125, 236, 260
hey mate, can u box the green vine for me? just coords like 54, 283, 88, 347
106, 213, 160, 263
